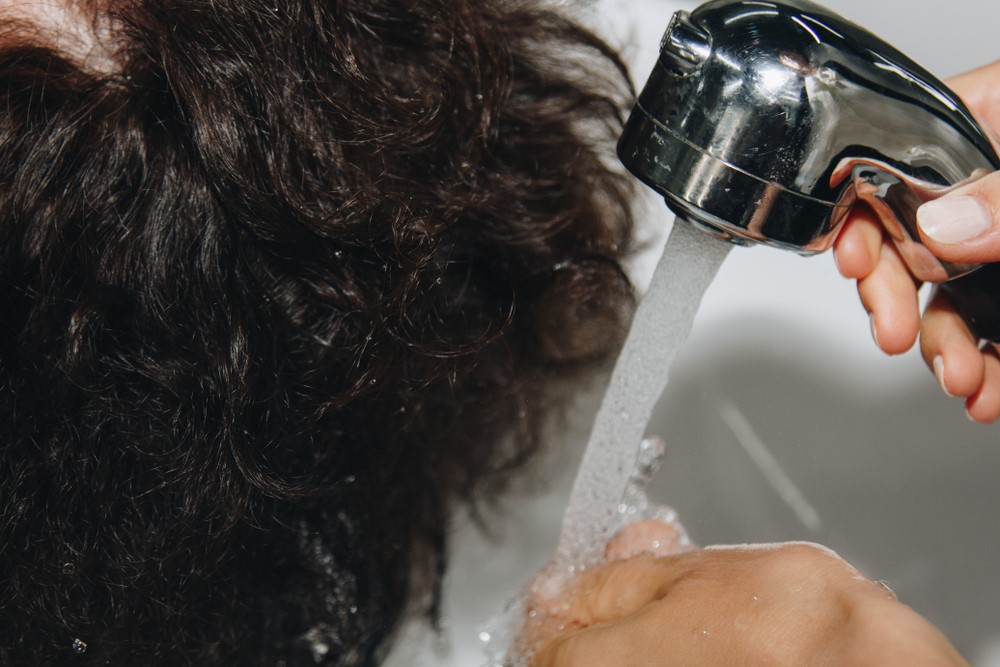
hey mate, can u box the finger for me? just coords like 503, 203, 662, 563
534, 544, 846, 632
834, 205, 884, 279
531, 602, 693, 667
532, 544, 886, 667
554, 554, 680, 626
965, 346, 1000, 423
530, 610, 655, 667
604, 518, 692, 562
532, 594, 969, 667
857, 242, 921, 355
919, 288, 986, 398
519, 552, 684, 658
917, 170, 1000, 264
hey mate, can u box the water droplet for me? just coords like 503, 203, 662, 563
71, 638, 87, 654
617, 503, 628, 514
62, 562, 75, 575
474, 93, 484, 101
478, 631, 491, 643
349, 605, 358, 614
344, 475, 356, 484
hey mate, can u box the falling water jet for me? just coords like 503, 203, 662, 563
481, 220, 730, 665
554, 219, 730, 567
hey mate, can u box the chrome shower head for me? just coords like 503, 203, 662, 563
619, 0, 1000, 341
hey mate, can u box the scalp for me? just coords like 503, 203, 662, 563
0, 0, 116, 70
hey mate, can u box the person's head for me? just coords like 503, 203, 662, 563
0, 1, 634, 663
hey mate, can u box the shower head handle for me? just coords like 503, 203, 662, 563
618, 0, 1000, 341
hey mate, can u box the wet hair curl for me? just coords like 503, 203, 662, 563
0, 1, 635, 664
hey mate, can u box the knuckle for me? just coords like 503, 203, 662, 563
773, 541, 840, 567
761, 542, 852, 593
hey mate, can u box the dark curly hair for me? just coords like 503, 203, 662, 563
0, 1, 635, 664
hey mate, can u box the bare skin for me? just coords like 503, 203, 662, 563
603, 518, 693, 562
523, 523, 970, 667
833, 60, 1000, 423
0, 1, 115, 70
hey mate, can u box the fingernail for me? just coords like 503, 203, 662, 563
869, 313, 880, 347
932, 355, 954, 397
917, 196, 991, 244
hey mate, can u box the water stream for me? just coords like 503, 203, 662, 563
555, 219, 731, 566
482, 219, 731, 664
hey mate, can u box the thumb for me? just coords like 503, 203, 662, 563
917, 170, 1000, 264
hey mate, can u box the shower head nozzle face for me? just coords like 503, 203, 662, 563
619, 0, 999, 253
620, 0, 1000, 341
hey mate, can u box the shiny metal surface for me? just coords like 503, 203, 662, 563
619, 0, 1000, 339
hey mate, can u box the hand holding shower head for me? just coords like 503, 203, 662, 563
618, 0, 1000, 341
